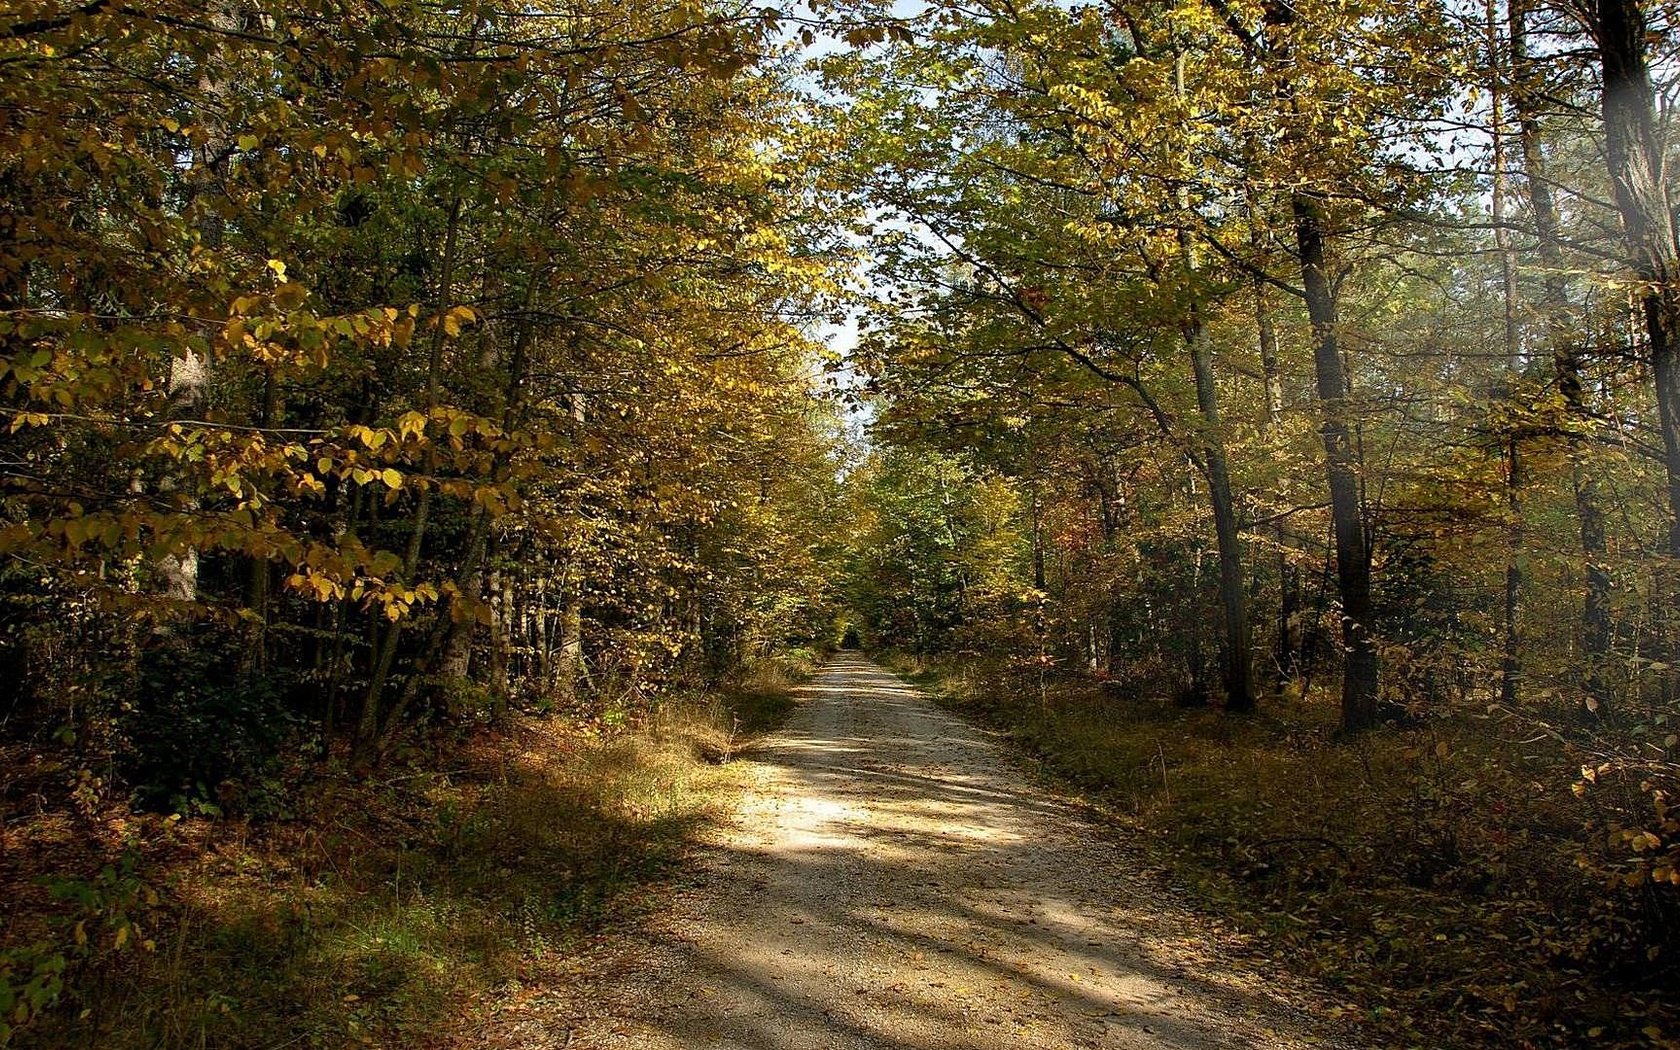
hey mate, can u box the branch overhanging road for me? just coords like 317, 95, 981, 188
572, 655, 1356, 1050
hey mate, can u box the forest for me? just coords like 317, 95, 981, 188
2, 0, 1680, 1048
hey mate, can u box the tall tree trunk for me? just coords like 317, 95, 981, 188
1172, 66, 1254, 711
1501, 436, 1523, 706
381, 266, 542, 743
1594, 0, 1680, 557
158, 353, 208, 601
1292, 194, 1381, 731
1106, 461, 1132, 670
489, 568, 512, 715
1255, 270, 1301, 690
1029, 482, 1046, 591
245, 364, 280, 668
158, 3, 243, 602
1186, 308, 1255, 711
1260, 0, 1380, 728
1489, 2, 1524, 708
1510, 0, 1608, 711
1591, 0, 1680, 712
433, 274, 540, 688
555, 390, 588, 708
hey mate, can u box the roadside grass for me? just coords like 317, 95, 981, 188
1, 677, 805, 1049
889, 653, 1679, 1050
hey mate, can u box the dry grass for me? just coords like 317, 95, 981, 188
892, 654, 1680, 1050
1, 682, 798, 1049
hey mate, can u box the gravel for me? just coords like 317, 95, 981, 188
569, 654, 1360, 1050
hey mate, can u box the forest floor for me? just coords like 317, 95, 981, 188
541, 654, 1350, 1050
886, 657, 1680, 1050
1, 681, 799, 1049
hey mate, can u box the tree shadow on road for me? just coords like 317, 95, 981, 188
585, 658, 1334, 1050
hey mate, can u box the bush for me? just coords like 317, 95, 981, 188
117, 630, 304, 815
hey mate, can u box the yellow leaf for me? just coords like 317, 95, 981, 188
441, 305, 476, 338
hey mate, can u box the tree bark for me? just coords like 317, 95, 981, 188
1255, 271, 1301, 690
1510, 0, 1606, 711
1489, 3, 1524, 708
555, 390, 588, 708
433, 274, 541, 691
1594, 0, 1680, 558
1172, 49, 1254, 711
157, 2, 242, 602
1292, 194, 1381, 731
1186, 306, 1255, 711
1259, 0, 1381, 729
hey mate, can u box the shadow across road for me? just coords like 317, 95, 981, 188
575, 655, 1343, 1050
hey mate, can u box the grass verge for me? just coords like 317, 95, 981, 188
1, 678, 803, 1049
887, 653, 1679, 1050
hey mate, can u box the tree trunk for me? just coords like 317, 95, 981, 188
244, 364, 280, 668
1186, 306, 1255, 711
158, 4, 242, 603
1170, 75, 1255, 711
157, 349, 207, 600
1592, 0, 1680, 711
1595, 0, 1680, 557
1030, 483, 1046, 591
490, 569, 512, 715
358, 193, 464, 752
433, 273, 540, 695
1510, 0, 1606, 711
1489, 6, 1524, 708
1292, 194, 1381, 731
555, 390, 588, 708
1259, 0, 1379, 727
1255, 271, 1301, 689
1501, 438, 1523, 707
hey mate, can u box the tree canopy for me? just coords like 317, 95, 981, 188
7, 0, 1680, 1045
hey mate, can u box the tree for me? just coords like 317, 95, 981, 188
1, 0, 848, 791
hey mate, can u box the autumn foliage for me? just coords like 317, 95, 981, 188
1, 2, 848, 1042
8, 0, 1680, 1046
829, 0, 1680, 1045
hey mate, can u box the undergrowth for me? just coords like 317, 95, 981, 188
890, 653, 1680, 1050
0, 678, 801, 1049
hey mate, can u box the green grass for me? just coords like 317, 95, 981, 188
5, 679, 805, 1050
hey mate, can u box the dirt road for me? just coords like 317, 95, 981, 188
571, 655, 1350, 1049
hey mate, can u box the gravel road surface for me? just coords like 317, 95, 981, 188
569, 654, 1351, 1050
